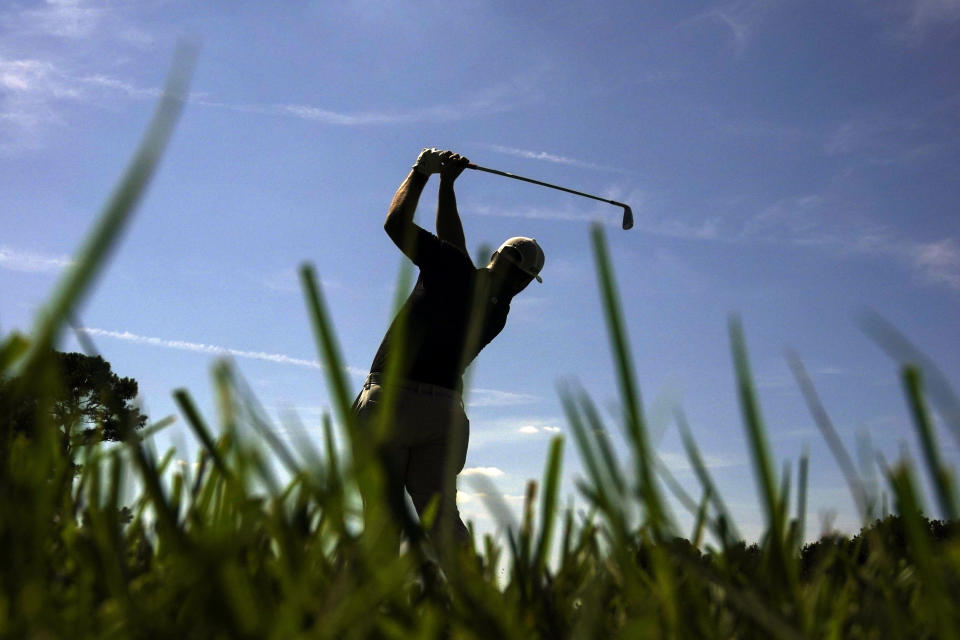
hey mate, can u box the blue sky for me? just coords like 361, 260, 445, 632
2, 0, 959, 544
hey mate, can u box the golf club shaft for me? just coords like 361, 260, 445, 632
467, 164, 622, 207
466, 163, 634, 230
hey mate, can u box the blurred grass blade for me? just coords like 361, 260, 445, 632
676, 409, 742, 543
590, 224, 667, 535
470, 475, 519, 540
691, 487, 710, 548
22, 44, 196, 373
863, 312, 960, 450
788, 351, 869, 522
729, 316, 779, 533
903, 366, 958, 520
174, 388, 231, 480
299, 265, 354, 444
887, 462, 958, 640
533, 435, 564, 573
136, 414, 178, 443
796, 448, 808, 547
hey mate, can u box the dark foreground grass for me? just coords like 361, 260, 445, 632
2, 55, 959, 639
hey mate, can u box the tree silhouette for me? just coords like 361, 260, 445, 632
1, 351, 147, 450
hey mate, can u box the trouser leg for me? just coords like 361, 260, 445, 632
404, 410, 470, 545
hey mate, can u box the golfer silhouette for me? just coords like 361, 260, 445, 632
354, 148, 545, 548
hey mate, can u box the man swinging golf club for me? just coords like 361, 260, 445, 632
354, 148, 545, 547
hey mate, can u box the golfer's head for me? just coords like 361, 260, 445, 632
490, 236, 544, 293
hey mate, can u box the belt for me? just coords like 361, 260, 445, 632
364, 372, 462, 398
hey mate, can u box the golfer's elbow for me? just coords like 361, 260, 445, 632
384, 211, 413, 250
384, 211, 403, 241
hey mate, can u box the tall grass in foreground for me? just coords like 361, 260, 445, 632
2, 58, 960, 638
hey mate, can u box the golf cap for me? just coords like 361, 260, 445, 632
496, 236, 545, 283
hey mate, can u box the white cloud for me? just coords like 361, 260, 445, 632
1, 48, 528, 152
76, 327, 367, 374
460, 466, 505, 478
740, 193, 960, 291
467, 388, 540, 408
79, 74, 162, 99
483, 144, 632, 174
516, 424, 561, 435
683, 0, 781, 55
10, 0, 105, 39
0, 246, 72, 273
0, 57, 78, 150
469, 416, 567, 448
240, 87, 520, 126
862, 0, 960, 43
901, 237, 960, 289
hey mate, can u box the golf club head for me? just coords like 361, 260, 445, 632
621, 205, 634, 230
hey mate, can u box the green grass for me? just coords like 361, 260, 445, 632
2, 55, 959, 638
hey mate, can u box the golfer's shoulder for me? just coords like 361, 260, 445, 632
434, 238, 475, 270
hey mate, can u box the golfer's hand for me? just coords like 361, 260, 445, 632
439, 150, 470, 182
413, 148, 444, 175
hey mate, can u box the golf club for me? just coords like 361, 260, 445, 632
466, 163, 634, 230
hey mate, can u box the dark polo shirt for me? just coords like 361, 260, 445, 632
369, 227, 509, 391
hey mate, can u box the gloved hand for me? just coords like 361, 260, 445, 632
412, 148, 444, 175
439, 150, 470, 181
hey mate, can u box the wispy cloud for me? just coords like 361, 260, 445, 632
267, 93, 514, 126
5, 0, 105, 39
192, 78, 528, 126
76, 327, 368, 374
1, 0, 159, 45
824, 108, 956, 166
890, 236, 960, 290
683, 0, 781, 54
0, 57, 170, 151
741, 193, 960, 291
0, 52, 528, 151
0, 246, 72, 273
474, 180, 960, 292
861, 0, 960, 44
482, 144, 633, 174
467, 388, 540, 408
78, 74, 163, 99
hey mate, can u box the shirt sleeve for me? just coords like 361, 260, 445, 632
409, 226, 475, 274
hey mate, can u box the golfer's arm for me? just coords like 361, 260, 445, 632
436, 178, 468, 256
384, 170, 429, 257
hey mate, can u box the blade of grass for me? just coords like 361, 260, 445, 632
730, 316, 779, 535
533, 435, 564, 573
675, 409, 742, 543
299, 265, 354, 439
862, 312, 960, 450
590, 224, 668, 536
886, 461, 958, 640
902, 365, 958, 520
174, 388, 231, 480
788, 351, 869, 522
796, 448, 808, 548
